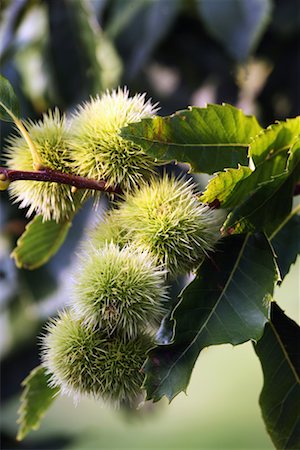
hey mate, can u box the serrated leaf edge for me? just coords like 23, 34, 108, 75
16, 366, 60, 441
11, 216, 71, 270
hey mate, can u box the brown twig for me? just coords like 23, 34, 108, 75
0, 166, 122, 194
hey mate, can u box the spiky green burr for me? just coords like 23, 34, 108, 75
117, 176, 223, 276
42, 311, 154, 405
72, 242, 167, 337
5, 109, 78, 222
69, 88, 159, 191
88, 210, 126, 249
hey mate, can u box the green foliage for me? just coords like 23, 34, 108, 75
254, 303, 300, 449
200, 165, 252, 206
201, 146, 289, 210
249, 117, 300, 165
201, 118, 300, 214
17, 366, 59, 441
1, 75, 300, 447
144, 233, 278, 401
0, 73, 20, 121
271, 212, 300, 280
121, 104, 262, 174
224, 139, 300, 235
0, 75, 42, 169
11, 215, 71, 269
106, 0, 181, 77
196, 0, 272, 60
68, 0, 121, 94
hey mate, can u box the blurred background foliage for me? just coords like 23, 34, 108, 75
0, 0, 299, 449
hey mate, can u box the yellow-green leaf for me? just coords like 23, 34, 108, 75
0, 74, 20, 122
12, 215, 72, 270
250, 117, 300, 165
17, 366, 59, 441
121, 104, 262, 174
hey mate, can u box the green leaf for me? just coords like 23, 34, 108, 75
201, 140, 289, 209
254, 303, 300, 450
250, 117, 300, 165
271, 211, 300, 280
0, 74, 20, 121
48, 0, 121, 103
71, 0, 121, 92
121, 104, 262, 174
106, 0, 147, 38
0, 75, 41, 167
17, 366, 59, 441
201, 118, 300, 208
11, 215, 72, 270
144, 233, 278, 402
200, 165, 252, 206
196, 0, 272, 60
72, 0, 121, 94
224, 139, 300, 235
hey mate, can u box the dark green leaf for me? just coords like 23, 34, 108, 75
0, 0, 30, 63
121, 104, 262, 174
254, 303, 300, 449
144, 233, 278, 402
11, 215, 72, 270
224, 139, 300, 235
106, 0, 147, 38
17, 366, 59, 441
71, 0, 121, 92
47, 0, 121, 104
250, 117, 300, 165
271, 213, 300, 280
196, 0, 272, 60
0, 74, 20, 121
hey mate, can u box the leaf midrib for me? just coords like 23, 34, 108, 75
151, 234, 250, 398
124, 135, 248, 148
270, 320, 300, 384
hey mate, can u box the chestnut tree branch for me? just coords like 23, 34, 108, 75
0, 166, 122, 194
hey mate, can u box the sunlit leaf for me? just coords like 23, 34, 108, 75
201, 141, 289, 209
250, 117, 300, 165
200, 165, 252, 206
201, 118, 300, 209
224, 139, 300, 235
122, 104, 262, 174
